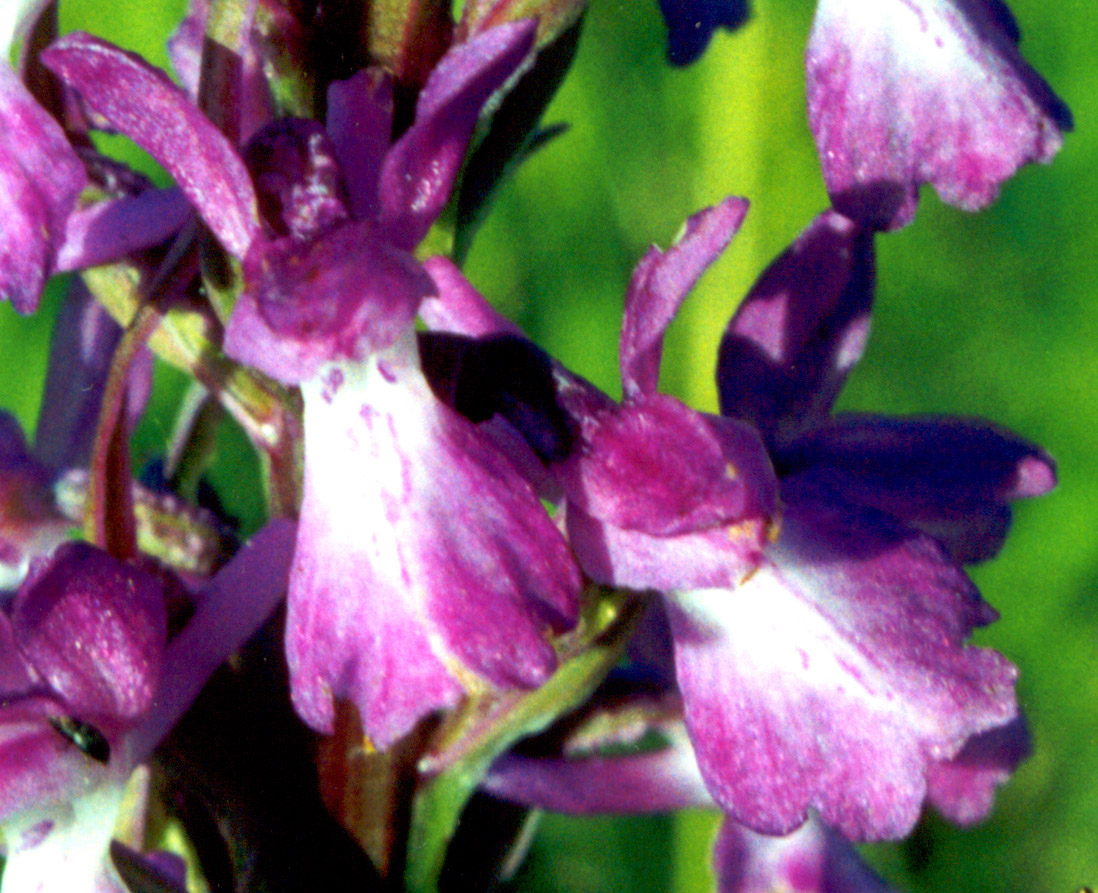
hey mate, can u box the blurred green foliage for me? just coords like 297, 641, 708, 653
16, 0, 1098, 891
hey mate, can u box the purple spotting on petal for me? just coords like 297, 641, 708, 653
286, 343, 579, 749
42, 33, 260, 258
713, 816, 899, 893
621, 196, 748, 400
806, 0, 1072, 230
717, 209, 874, 450
926, 715, 1029, 825
666, 501, 1018, 841
658, 0, 750, 66
0, 63, 86, 314
243, 118, 351, 241
377, 20, 537, 250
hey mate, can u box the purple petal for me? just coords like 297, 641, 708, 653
714, 817, 898, 893
667, 502, 1018, 841
659, 0, 750, 66
12, 543, 165, 721
55, 187, 191, 272
926, 716, 1029, 825
225, 222, 435, 384
42, 33, 259, 257
286, 350, 580, 748
806, 0, 1072, 230
326, 70, 393, 223
130, 520, 295, 761
0, 64, 86, 314
421, 255, 523, 337
718, 210, 874, 448
621, 197, 748, 400
783, 414, 1056, 563
0, 413, 71, 588
484, 726, 712, 814
377, 21, 537, 250
166, 0, 209, 99
556, 395, 776, 538
567, 505, 769, 592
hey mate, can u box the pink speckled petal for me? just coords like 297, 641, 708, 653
556, 395, 775, 538
718, 210, 874, 448
806, 0, 1072, 230
377, 21, 536, 250
620, 196, 748, 399
286, 348, 579, 748
12, 543, 165, 722
714, 816, 898, 893
42, 33, 259, 257
0, 64, 86, 314
667, 502, 1018, 841
926, 716, 1029, 825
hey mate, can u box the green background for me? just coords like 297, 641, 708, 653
18, 1, 1098, 890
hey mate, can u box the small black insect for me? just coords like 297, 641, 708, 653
48, 716, 110, 764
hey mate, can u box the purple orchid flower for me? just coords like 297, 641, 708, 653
43, 22, 582, 750
0, 521, 294, 893
421, 201, 1049, 842
806, 0, 1072, 230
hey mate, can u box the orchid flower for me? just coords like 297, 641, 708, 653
43, 21, 581, 750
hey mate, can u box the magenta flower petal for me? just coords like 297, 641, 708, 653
287, 349, 580, 748
42, 33, 259, 258
714, 816, 898, 893
667, 503, 1017, 841
326, 70, 393, 223
484, 726, 712, 814
806, 0, 1072, 230
557, 394, 774, 538
621, 196, 748, 400
55, 187, 192, 273
718, 210, 874, 448
225, 223, 435, 384
12, 543, 165, 722
421, 255, 523, 338
377, 20, 537, 250
926, 716, 1029, 825
783, 414, 1056, 562
0, 64, 86, 314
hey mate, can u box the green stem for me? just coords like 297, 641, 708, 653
405, 587, 644, 893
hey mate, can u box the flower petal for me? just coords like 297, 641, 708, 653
483, 725, 712, 814
557, 394, 776, 538
718, 210, 874, 450
287, 348, 579, 748
12, 543, 165, 721
0, 64, 86, 314
42, 33, 259, 257
926, 716, 1029, 825
667, 502, 1018, 840
806, 0, 1072, 230
620, 196, 747, 400
225, 222, 435, 384
782, 414, 1056, 563
714, 816, 898, 893
326, 70, 393, 223
377, 21, 537, 250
